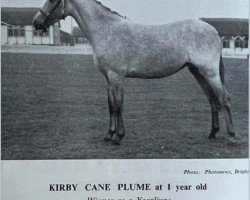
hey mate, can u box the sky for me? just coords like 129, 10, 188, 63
2, 0, 249, 33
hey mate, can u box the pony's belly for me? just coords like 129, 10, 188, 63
124, 48, 188, 79
126, 63, 185, 79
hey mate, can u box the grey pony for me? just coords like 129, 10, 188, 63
34, 0, 236, 145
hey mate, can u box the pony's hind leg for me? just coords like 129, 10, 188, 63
196, 64, 236, 138
188, 65, 220, 138
103, 85, 117, 141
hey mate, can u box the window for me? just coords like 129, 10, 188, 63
241, 37, 248, 48
221, 36, 230, 48
8, 26, 25, 37
234, 36, 248, 49
245, 37, 248, 48
222, 40, 230, 48
75, 37, 89, 44
76, 37, 83, 44
235, 38, 243, 48
8, 28, 14, 37
20, 27, 25, 36
14, 28, 19, 36
33, 28, 49, 37
33, 30, 39, 37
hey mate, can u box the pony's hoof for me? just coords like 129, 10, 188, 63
228, 132, 241, 144
228, 136, 238, 144
228, 131, 236, 137
103, 134, 113, 142
209, 128, 219, 139
209, 134, 216, 139
112, 136, 122, 145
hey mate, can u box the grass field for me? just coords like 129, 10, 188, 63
1, 53, 248, 159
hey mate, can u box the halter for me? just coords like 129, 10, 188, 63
39, 0, 66, 22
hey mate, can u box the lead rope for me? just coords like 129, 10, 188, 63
4, 23, 44, 34
62, 0, 66, 20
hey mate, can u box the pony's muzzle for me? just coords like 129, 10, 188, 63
33, 13, 46, 30
33, 19, 45, 30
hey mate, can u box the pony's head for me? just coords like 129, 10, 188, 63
33, 0, 67, 30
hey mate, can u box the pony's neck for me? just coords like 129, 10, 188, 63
69, 0, 124, 44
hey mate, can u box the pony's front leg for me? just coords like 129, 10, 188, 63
103, 85, 116, 141
103, 71, 125, 145
104, 72, 125, 144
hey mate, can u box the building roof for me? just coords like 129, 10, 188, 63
202, 18, 249, 36
72, 27, 86, 37
1, 7, 39, 25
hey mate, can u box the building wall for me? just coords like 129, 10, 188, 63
222, 47, 249, 58
8, 36, 26, 45
1, 25, 8, 45
33, 37, 42, 45
1, 24, 56, 45
53, 24, 61, 46
42, 37, 50, 45
25, 25, 33, 45
229, 40, 235, 48
49, 26, 54, 45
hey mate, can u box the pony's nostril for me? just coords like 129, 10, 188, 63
34, 18, 46, 30
40, 19, 45, 24
34, 22, 42, 30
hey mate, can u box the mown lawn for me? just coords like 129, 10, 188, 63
1, 53, 248, 159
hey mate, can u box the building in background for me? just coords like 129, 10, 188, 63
72, 27, 90, 46
1, 7, 61, 46
2, 9, 248, 59
60, 30, 73, 46
202, 18, 249, 58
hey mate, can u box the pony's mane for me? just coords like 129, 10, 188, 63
93, 0, 127, 19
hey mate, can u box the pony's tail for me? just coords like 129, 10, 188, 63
219, 55, 225, 85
